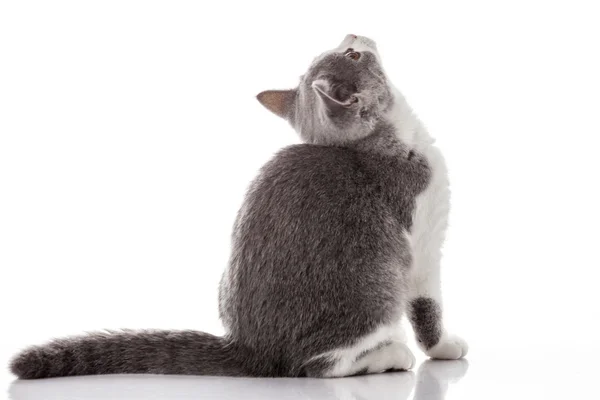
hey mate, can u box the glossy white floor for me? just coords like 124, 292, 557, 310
4, 345, 598, 400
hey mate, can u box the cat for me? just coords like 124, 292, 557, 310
10, 34, 467, 379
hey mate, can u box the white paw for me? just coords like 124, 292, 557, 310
426, 335, 468, 360
388, 342, 416, 371
364, 341, 416, 374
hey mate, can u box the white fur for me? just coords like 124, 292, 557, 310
334, 35, 379, 59
426, 334, 469, 360
308, 324, 415, 377
386, 84, 468, 359
391, 89, 449, 305
357, 341, 415, 374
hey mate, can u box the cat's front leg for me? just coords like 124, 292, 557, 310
406, 146, 468, 359
406, 246, 468, 360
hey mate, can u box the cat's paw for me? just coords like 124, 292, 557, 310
426, 335, 468, 360
386, 342, 416, 371
366, 341, 416, 374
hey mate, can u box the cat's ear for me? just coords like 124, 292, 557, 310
256, 89, 297, 119
311, 79, 359, 112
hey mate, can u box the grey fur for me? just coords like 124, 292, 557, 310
220, 124, 430, 378
291, 47, 392, 145
10, 330, 253, 379
10, 36, 432, 379
409, 297, 443, 350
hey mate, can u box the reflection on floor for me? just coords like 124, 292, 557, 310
8, 359, 468, 400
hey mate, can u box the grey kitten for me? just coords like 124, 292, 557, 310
10, 34, 466, 380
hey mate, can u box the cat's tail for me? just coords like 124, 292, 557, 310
10, 330, 255, 379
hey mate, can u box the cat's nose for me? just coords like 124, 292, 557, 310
349, 34, 357, 39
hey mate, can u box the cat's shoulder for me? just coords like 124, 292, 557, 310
277, 143, 352, 158
256, 144, 360, 187
269, 144, 357, 169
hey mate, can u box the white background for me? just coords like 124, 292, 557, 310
1, 1, 599, 398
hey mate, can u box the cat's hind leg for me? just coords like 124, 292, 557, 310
351, 341, 416, 375
304, 326, 415, 378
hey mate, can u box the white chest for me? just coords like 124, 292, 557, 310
386, 87, 451, 278
405, 146, 450, 301
411, 145, 450, 249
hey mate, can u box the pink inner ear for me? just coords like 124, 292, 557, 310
256, 90, 295, 119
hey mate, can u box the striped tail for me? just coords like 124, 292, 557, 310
10, 330, 253, 379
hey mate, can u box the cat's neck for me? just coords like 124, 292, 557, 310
385, 86, 435, 151
350, 87, 435, 156
349, 120, 408, 157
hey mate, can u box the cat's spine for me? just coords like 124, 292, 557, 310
10, 330, 253, 379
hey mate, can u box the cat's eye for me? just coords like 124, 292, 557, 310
344, 50, 361, 61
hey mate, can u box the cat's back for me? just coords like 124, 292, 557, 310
236, 142, 410, 264
242, 143, 402, 225
256, 143, 363, 199
245, 143, 418, 217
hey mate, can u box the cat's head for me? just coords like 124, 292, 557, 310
257, 35, 393, 145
